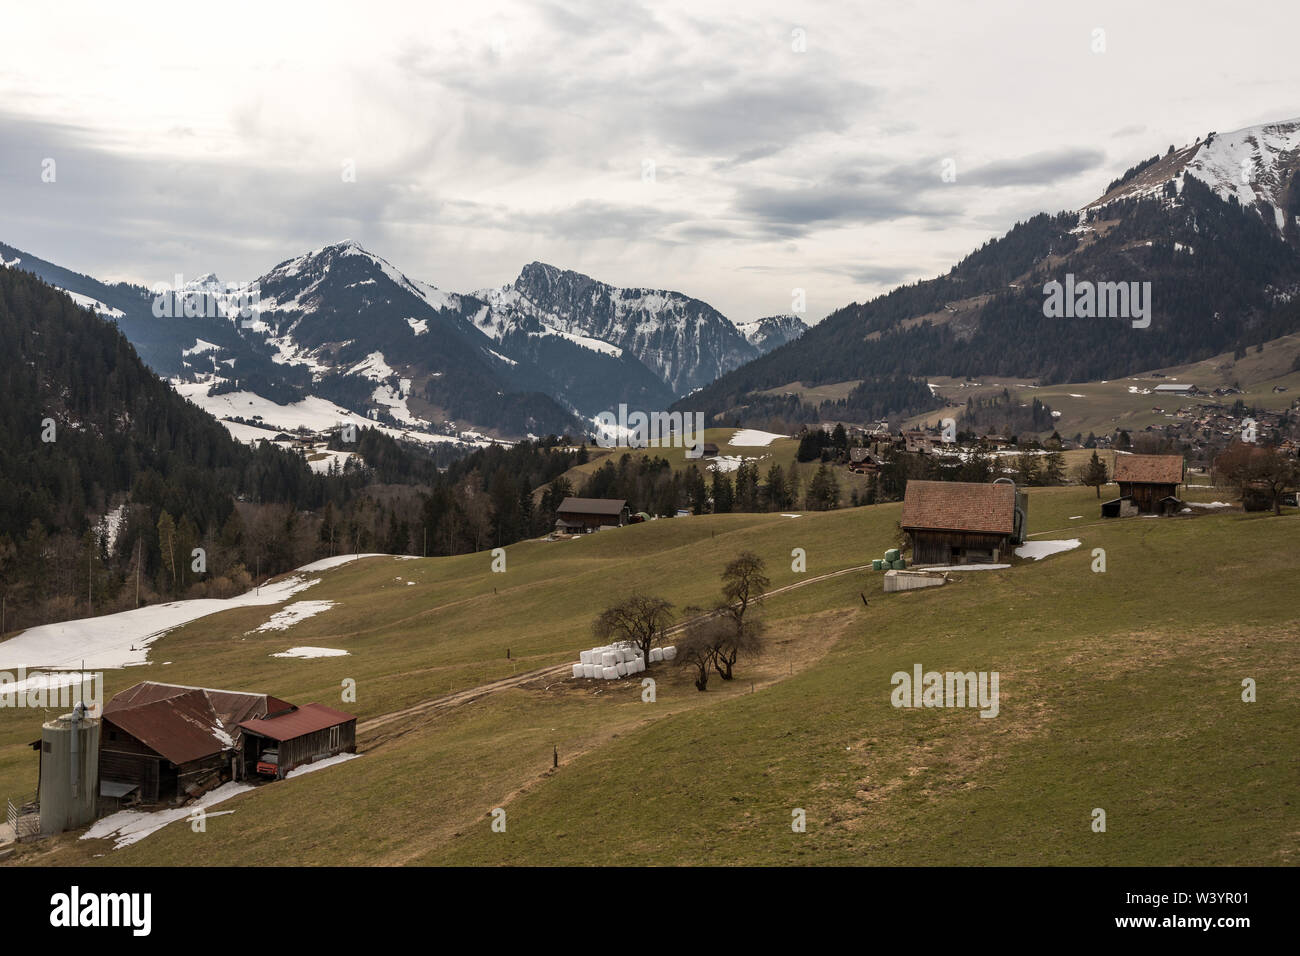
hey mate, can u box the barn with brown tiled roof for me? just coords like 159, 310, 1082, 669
1107, 453, 1184, 515
900, 479, 1028, 566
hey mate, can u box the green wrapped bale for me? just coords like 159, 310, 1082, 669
872, 559, 884, 571
892, 559, 906, 570
884, 548, 900, 562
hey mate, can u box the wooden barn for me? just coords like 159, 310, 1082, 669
237, 703, 356, 779
555, 497, 629, 533
901, 479, 1028, 566
99, 682, 294, 805
1108, 454, 1184, 515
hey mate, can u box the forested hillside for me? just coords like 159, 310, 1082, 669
0, 269, 589, 634
681, 177, 1300, 427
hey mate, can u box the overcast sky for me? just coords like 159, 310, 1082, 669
2, 0, 1297, 323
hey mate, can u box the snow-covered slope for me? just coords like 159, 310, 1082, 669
1087, 118, 1300, 239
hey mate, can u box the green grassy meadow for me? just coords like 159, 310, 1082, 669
2, 483, 1296, 866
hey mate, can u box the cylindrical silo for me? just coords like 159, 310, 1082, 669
38, 704, 101, 836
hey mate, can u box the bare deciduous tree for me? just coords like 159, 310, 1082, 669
675, 606, 727, 692
714, 616, 765, 681
1214, 441, 1299, 515
592, 593, 675, 661
720, 551, 770, 627
713, 551, 768, 679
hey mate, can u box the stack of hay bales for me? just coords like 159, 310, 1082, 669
571, 641, 662, 679
647, 645, 677, 664
871, 548, 906, 571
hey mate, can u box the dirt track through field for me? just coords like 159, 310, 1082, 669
357, 563, 872, 738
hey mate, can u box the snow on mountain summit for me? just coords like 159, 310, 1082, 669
1087, 117, 1300, 238
1185, 119, 1300, 227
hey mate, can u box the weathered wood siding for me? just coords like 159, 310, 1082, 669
1117, 481, 1178, 513
251, 719, 357, 778
907, 530, 1011, 565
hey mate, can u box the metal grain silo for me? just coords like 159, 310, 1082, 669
38, 702, 101, 836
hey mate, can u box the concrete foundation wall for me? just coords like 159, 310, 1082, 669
883, 570, 947, 593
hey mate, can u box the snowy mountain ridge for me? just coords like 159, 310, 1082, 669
1087, 117, 1300, 239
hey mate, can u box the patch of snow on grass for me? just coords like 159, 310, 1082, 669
271, 646, 350, 659
285, 752, 361, 779
1015, 539, 1080, 561
730, 429, 786, 446
296, 553, 390, 572
253, 601, 336, 633
82, 781, 252, 850
0, 575, 319, 672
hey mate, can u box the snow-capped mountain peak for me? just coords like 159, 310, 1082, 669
1186, 119, 1300, 228
1087, 118, 1300, 238
472, 261, 760, 394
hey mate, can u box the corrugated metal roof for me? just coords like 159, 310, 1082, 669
556, 497, 627, 516
103, 689, 232, 765
238, 703, 355, 742
106, 682, 291, 732
901, 480, 1018, 535
104, 681, 294, 761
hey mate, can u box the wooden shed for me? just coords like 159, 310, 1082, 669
1111, 454, 1184, 514
555, 497, 629, 532
237, 703, 357, 779
900, 480, 1028, 566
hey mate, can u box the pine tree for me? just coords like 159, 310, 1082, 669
1043, 450, 1066, 485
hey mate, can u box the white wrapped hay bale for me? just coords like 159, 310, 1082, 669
583, 663, 596, 679
603, 666, 619, 680
602, 651, 617, 667
649, 648, 663, 663
661, 645, 676, 661
616, 661, 628, 677
633, 658, 644, 673
580, 650, 592, 665
572, 663, 584, 678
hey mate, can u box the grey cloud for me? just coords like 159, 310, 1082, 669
838, 263, 928, 285
730, 180, 957, 237
961, 148, 1107, 188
